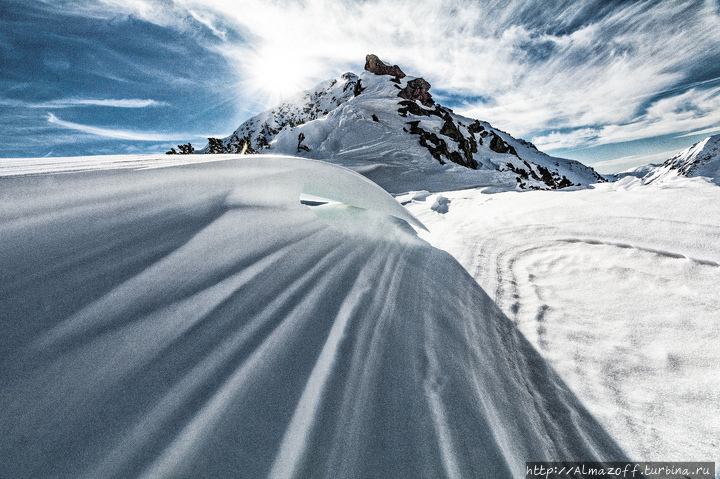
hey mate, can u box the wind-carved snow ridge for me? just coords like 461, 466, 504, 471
0, 156, 626, 478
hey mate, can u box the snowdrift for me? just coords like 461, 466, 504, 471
0, 156, 624, 478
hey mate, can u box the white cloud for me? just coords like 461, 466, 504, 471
1, 97, 167, 110
532, 86, 720, 150
46, 113, 191, 141
36, 98, 166, 108
59, 98, 166, 108
675, 126, 720, 138
183, 0, 720, 144
530, 128, 601, 151
46, 0, 720, 150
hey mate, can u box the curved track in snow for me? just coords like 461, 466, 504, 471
0, 157, 625, 478
406, 178, 720, 462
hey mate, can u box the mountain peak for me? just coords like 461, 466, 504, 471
663, 134, 720, 176
364, 54, 406, 79
364, 55, 433, 106
201, 56, 604, 192
638, 134, 720, 186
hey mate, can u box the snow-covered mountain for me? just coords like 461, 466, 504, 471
641, 134, 720, 185
203, 55, 604, 193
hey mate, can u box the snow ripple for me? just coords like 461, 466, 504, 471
0, 157, 624, 478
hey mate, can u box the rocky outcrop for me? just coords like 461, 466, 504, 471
397, 100, 443, 118
398, 78, 434, 107
503, 160, 575, 189
439, 113, 478, 168
488, 132, 517, 156
398, 102, 482, 169
364, 54, 406, 79
406, 120, 478, 169
353, 78, 365, 97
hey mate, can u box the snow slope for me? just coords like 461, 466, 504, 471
0, 156, 625, 478
404, 176, 720, 463
641, 134, 720, 185
203, 62, 604, 193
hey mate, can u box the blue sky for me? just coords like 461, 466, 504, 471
2, 0, 720, 172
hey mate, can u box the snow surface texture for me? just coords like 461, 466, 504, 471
404, 175, 720, 464
0, 153, 239, 177
205, 69, 604, 193
0, 156, 625, 478
641, 134, 720, 186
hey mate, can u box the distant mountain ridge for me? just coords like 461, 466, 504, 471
203, 55, 605, 193
605, 163, 661, 182
638, 134, 720, 186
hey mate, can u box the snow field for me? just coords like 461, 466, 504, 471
405, 177, 720, 463
0, 156, 625, 478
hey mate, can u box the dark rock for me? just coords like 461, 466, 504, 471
398, 78, 434, 107
406, 120, 478, 169
536, 164, 555, 186
557, 176, 575, 188
468, 134, 479, 153
523, 160, 540, 181
211, 134, 257, 154
342, 73, 358, 92
297, 132, 310, 152
353, 78, 365, 97
364, 54, 406, 79
397, 100, 444, 118
439, 113, 463, 143
371, 114, 379, 122
407, 121, 446, 165
517, 138, 539, 151
468, 120, 485, 134
437, 113, 479, 168
504, 162, 529, 179
535, 164, 577, 189
488, 132, 517, 156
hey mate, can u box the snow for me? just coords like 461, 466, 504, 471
405, 176, 720, 464
210, 70, 604, 193
0, 155, 626, 478
640, 134, 720, 186
605, 162, 661, 181
0, 153, 238, 176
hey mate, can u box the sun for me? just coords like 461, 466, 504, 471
246, 46, 317, 107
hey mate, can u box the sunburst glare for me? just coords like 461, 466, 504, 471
244, 45, 319, 108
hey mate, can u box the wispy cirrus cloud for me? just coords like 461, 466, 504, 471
675, 125, 720, 138
1, 98, 167, 109
46, 113, 191, 141
9, 0, 720, 166
532, 86, 720, 150
72, 0, 720, 149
